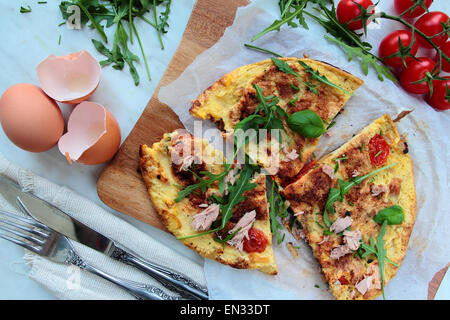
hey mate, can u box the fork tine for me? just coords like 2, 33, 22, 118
16, 197, 52, 231
0, 211, 50, 238
0, 223, 46, 246
0, 233, 41, 253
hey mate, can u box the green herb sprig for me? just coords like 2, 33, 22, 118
20, 5, 32, 13
323, 163, 397, 226
252, 0, 450, 92
358, 219, 401, 299
271, 57, 318, 94
58, 0, 172, 85
268, 180, 289, 244
176, 164, 257, 240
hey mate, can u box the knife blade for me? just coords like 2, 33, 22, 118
0, 175, 208, 300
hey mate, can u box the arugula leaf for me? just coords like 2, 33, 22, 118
268, 180, 287, 244
297, 60, 353, 95
220, 165, 257, 229
20, 5, 31, 13
158, 0, 171, 34
326, 36, 396, 82
252, 0, 313, 41
323, 163, 397, 222
176, 164, 256, 240
374, 205, 405, 225
244, 44, 282, 57
117, 22, 140, 85
58, 0, 171, 85
271, 57, 318, 94
174, 164, 232, 203
287, 110, 325, 138
359, 220, 400, 299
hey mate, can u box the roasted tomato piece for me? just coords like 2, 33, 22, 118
368, 134, 390, 166
338, 276, 350, 285
243, 227, 268, 253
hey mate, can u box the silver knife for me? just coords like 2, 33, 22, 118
0, 175, 208, 300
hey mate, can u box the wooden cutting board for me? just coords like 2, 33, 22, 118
97, 0, 249, 230
97, 0, 447, 299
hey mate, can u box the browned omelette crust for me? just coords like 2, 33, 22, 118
190, 58, 364, 186
282, 114, 416, 300
139, 131, 277, 275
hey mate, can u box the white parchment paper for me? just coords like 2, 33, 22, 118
158, 0, 450, 299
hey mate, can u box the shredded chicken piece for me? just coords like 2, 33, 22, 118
371, 184, 388, 197
179, 155, 195, 171
355, 264, 382, 295
330, 229, 361, 260
330, 245, 352, 260
355, 276, 372, 295
191, 204, 220, 231
227, 210, 256, 251
343, 230, 362, 251
366, 264, 382, 290
329, 216, 352, 234
351, 169, 359, 177
322, 164, 335, 180
223, 168, 237, 195
283, 149, 299, 162
294, 211, 304, 216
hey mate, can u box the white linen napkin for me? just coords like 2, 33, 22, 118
0, 153, 207, 300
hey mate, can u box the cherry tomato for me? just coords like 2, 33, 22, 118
368, 134, 390, 167
435, 41, 450, 73
394, 0, 433, 19
426, 78, 450, 110
336, 0, 374, 30
379, 30, 419, 68
243, 228, 267, 253
414, 11, 449, 49
399, 57, 436, 94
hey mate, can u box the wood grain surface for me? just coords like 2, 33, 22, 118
97, 0, 249, 230
96, 0, 447, 299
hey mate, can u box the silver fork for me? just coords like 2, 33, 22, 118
0, 203, 182, 300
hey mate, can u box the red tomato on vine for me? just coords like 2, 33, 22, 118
414, 11, 449, 49
379, 30, 419, 68
394, 0, 433, 19
399, 57, 436, 94
336, 0, 374, 30
435, 41, 450, 73
426, 78, 450, 111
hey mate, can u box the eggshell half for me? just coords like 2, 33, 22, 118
0, 83, 64, 152
58, 101, 121, 165
36, 51, 101, 104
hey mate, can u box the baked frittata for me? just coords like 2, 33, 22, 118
139, 130, 277, 275
190, 57, 364, 186
282, 114, 416, 300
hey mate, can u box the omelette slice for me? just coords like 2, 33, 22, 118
139, 130, 277, 275
190, 57, 364, 186
281, 114, 416, 300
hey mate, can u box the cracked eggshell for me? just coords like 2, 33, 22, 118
58, 101, 121, 165
36, 51, 101, 104
0, 83, 64, 152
